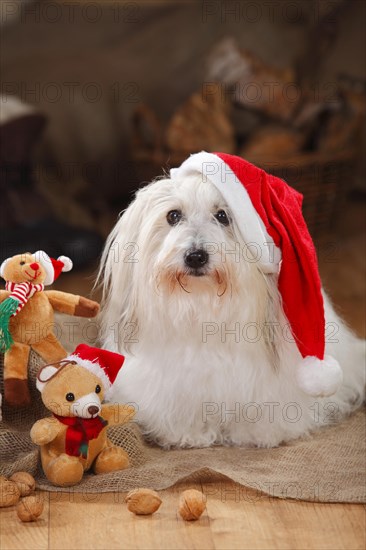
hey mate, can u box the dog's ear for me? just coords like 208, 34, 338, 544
262, 273, 283, 372
97, 190, 147, 354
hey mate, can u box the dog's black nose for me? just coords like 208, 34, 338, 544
184, 249, 209, 269
88, 405, 99, 416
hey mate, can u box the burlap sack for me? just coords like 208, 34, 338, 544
0, 351, 365, 503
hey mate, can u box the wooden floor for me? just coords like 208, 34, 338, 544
1, 481, 365, 550
1, 198, 365, 550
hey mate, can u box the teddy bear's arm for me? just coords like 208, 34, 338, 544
101, 404, 135, 426
0, 290, 10, 303
44, 291, 100, 317
30, 417, 62, 445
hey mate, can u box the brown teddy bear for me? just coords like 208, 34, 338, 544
0, 251, 100, 407
30, 344, 135, 487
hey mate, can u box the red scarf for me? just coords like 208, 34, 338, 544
54, 414, 108, 458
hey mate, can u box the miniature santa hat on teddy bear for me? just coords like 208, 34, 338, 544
171, 151, 343, 398
66, 344, 124, 397
37, 344, 124, 399
32, 251, 73, 285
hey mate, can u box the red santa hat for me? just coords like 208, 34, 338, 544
33, 250, 73, 285
170, 152, 343, 397
36, 345, 124, 398
65, 344, 125, 397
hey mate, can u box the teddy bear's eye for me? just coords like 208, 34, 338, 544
95, 385, 101, 394
66, 392, 75, 402
19, 261, 25, 265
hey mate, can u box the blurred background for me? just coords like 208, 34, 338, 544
0, 0, 365, 334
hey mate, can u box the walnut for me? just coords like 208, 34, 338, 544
0, 479, 21, 507
10, 472, 36, 497
16, 495, 44, 522
125, 488, 162, 515
178, 489, 207, 521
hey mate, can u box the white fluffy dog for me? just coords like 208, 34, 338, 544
98, 155, 365, 448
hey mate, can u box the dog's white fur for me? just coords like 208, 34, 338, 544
98, 174, 365, 448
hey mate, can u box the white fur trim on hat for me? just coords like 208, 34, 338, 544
171, 151, 282, 274
296, 355, 343, 397
33, 250, 53, 285
58, 256, 73, 272
66, 354, 112, 397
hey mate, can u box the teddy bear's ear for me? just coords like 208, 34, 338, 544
0, 258, 10, 278
36, 365, 60, 392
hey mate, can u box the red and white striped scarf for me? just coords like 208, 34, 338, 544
5, 281, 44, 316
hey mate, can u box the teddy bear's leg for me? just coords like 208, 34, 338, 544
45, 453, 84, 487
4, 342, 31, 407
93, 444, 130, 475
31, 333, 67, 363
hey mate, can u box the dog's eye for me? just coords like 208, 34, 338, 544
95, 385, 101, 394
19, 261, 25, 265
215, 210, 230, 226
167, 210, 182, 226
66, 392, 75, 402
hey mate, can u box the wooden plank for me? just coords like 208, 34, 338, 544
205, 481, 366, 550
47, 481, 214, 550
1, 482, 363, 550
0, 492, 49, 550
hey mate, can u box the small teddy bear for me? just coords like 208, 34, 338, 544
0, 251, 100, 407
30, 344, 135, 487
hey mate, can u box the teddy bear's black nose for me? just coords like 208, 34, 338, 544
88, 405, 99, 416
